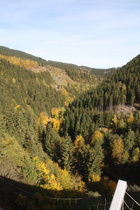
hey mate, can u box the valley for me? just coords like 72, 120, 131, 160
0, 46, 140, 209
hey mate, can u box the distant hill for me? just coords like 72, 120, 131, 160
0, 58, 63, 116
0, 46, 111, 102
0, 46, 47, 64
0, 46, 116, 78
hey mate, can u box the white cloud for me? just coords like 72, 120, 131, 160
0, 0, 140, 68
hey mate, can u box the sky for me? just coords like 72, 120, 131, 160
0, 0, 140, 68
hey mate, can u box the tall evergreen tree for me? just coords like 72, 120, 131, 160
59, 135, 74, 172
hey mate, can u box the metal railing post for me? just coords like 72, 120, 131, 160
109, 180, 127, 210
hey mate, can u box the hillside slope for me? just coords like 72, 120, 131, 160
62, 54, 140, 139
0, 48, 88, 209
61, 54, 140, 184
0, 46, 106, 101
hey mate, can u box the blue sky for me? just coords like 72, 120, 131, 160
0, 0, 140, 68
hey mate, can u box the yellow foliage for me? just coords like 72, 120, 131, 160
111, 138, 129, 164
50, 118, 61, 130
0, 54, 38, 69
112, 138, 124, 160
33, 157, 87, 194
112, 114, 118, 127
2, 135, 15, 148
56, 168, 74, 190
56, 167, 86, 193
72, 175, 87, 193
37, 112, 49, 126
49, 161, 86, 193
122, 83, 127, 92
60, 87, 70, 96
14, 105, 20, 110
74, 135, 85, 148
88, 174, 101, 182
34, 157, 62, 191
40, 177, 62, 191
92, 130, 103, 141
12, 78, 16, 83
51, 108, 61, 118
127, 112, 134, 124
38, 161, 50, 176
51, 107, 65, 120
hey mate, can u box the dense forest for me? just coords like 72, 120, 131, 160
0, 46, 140, 209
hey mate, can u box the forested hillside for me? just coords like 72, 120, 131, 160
62, 54, 140, 183
0, 46, 107, 102
62, 54, 140, 137
0, 46, 115, 77
0, 47, 140, 209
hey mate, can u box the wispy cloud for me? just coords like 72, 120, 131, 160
0, 0, 140, 68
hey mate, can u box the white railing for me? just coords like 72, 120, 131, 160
109, 180, 127, 210
110, 179, 140, 210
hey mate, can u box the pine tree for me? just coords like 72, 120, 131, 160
117, 117, 127, 134
129, 89, 135, 105
124, 128, 135, 151
44, 123, 62, 162
59, 135, 73, 172
131, 147, 140, 162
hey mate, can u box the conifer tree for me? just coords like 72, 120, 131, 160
124, 128, 135, 151
59, 135, 73, 172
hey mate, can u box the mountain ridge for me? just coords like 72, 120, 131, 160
0, 46, 109, 102
0, 46, 116, 76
